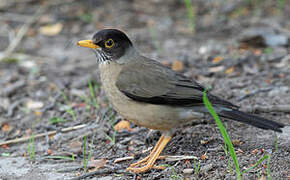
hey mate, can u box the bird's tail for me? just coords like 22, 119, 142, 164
218, 109, 285, 133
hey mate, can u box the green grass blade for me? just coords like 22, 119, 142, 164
203, 91, 241, 180
267, 155, 271, 180
242, 155, 269, 174
88, 80, 98, 109
184, 0, 195, 33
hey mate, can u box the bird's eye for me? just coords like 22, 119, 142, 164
105, 39, 114, 48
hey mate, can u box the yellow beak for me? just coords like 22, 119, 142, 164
77, 40, 100, 49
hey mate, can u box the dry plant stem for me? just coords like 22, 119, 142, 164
0, 124, 86, 146
1, 6, 45, 60
114, 156, 134, 163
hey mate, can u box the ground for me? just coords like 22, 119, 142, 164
0, 0, 289, 179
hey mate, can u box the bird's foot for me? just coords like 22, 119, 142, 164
126, 134, 171, 173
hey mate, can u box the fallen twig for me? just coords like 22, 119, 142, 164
0, 124, 86, 146
165, 155, 198, 162
114, 155, 198, 164
114, 156, 134, 163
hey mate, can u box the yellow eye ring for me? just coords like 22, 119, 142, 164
105, 39, 114, 48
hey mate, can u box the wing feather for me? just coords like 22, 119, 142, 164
116, 57, 237, 108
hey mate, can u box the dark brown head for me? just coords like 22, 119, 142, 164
78, 29, 133, 63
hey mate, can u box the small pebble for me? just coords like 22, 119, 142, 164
200, 163, 213, 173
183, 168, 193, 174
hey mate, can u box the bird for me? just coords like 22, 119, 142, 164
77, 29, 285, 173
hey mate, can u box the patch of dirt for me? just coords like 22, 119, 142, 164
0, 0, 289, 179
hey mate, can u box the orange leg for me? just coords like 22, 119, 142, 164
127, 134, 172, 173
129, 134, 165, 168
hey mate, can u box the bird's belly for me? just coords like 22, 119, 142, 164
103, 83, 204, 130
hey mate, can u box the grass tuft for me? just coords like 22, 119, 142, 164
61, 91, 76, 121
49, 117, 66, 124
88, 79, 99, 110
242, 154, 270, 174
194, 159, 201, 174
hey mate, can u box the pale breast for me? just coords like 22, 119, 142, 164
98, 62, 203, 130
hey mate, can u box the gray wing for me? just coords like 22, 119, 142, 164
116, 57, 237, 108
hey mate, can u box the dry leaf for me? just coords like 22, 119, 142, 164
114, 120, 132, 132
73, 102, 87, 108
201, 153, 208, 160
34, 111, 43, 116
39, 23, 63, 36
1, 123, 12, 132
251, 149, 259, 154
253, 49, 262, 56
172, 60, 184, 71
233, 139, 243, 145
47, 149, 53, 155
213, 56, 223, 63
237, 149, 244, 154
49, 134, 55, 140
225, 66, 234, 74
200, 140, 209, 145
1, 144, 9, 149
89, 158, 107, 171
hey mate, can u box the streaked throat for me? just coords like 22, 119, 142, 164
93, 49, 113, 64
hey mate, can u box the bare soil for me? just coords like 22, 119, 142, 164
0, 0, 289, 179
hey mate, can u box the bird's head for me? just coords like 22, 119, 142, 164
77, 29, 133, 63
